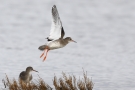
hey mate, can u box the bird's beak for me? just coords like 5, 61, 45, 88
33, 69, 38, 72
71, 40, 77, 43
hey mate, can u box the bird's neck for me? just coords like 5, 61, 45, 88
62, 38, 69, 45
26, 71, 32, 75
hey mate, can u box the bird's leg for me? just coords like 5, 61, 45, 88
40, 49, 47, 58
43, 49, 49, 61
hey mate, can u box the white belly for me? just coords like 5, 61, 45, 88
47, 41, 66, 50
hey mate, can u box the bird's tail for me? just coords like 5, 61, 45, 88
38, 45, 47, 51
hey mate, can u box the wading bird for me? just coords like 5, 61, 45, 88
19, 66, 38, 84
38, 5, 76, 61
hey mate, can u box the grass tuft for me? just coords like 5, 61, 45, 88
2, 74, 52, 90
3, 71, 93, 90
53, 71, 94, 90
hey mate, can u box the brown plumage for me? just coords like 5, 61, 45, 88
19, 67, 38, 84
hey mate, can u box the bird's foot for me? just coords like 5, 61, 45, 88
40, 49, 49, 61
40, 53, 44, 58
43, 56, 46, 61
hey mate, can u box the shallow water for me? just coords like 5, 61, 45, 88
0, 0, 135, 90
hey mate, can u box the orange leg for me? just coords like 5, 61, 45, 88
43, 49, 49, 61
40, 49, 47, 58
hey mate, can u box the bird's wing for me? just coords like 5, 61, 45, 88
48, 5, 65, 41
61, 27, 65, 39
19, 71, 27, 80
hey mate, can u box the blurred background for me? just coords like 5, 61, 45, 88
0, 0, 135, 90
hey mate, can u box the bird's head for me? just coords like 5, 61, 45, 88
65, 37, 77, 43
26, 66, 38, 73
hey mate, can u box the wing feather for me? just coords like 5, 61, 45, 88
48, 5, 64, 41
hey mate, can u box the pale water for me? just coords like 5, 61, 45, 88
0, 0, 135, 90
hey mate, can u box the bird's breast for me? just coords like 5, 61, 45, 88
47, 41, 66, 50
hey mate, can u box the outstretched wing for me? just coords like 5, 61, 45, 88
47, 5, 65, 41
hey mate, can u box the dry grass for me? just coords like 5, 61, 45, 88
2, 75, 52, 90
53, 71, 94, 90
2, 71, 93, 90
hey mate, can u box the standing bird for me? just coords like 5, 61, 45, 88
19, 66, 38, 84
38, 5, 76, 61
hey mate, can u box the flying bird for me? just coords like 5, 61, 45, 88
38, 5, 76, 61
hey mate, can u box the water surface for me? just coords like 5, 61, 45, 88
0, 0, 135, 90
